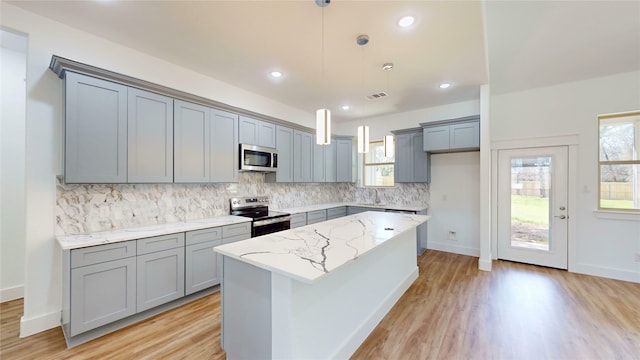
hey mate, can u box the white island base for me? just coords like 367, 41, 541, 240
220, 226, 419, 359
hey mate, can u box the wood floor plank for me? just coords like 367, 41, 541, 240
2, 250, 639, 359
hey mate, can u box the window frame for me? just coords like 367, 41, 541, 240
597, 110, 640, 212
362, 139, 395, 188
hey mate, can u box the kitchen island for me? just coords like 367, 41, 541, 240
214, 211, 430, 359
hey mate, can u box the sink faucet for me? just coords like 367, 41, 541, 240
374, 188, 381, 204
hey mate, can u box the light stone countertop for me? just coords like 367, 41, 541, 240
56, 215, 252, 250
274, 202, 428, 214
214, 211, 430, 284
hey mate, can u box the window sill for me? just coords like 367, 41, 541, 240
593, 210, 640, 221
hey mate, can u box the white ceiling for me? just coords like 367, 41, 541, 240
7, 1, 640, 123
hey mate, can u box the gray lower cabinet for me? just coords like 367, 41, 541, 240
326, 206, 347, 220
136, 233, 185, 312
222, 222, 252, 243
185, 239, 222, 295
306, 209, 327, 224
293, 130, 313, 182
64, 71, 128, 183
290, 213, 307, 228
336, 138, 354, 182
347, 206, 385, 215
127, 88, 174, 183
393, 128, 430, 183
266, 125, 294, 183
68, 241, 137, 336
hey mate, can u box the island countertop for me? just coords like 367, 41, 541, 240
214, 211, 430, 284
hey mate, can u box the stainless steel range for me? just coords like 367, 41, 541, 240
230, 196, 291, 237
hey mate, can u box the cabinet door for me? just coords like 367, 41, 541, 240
306, 210, 327, 224
238, 116, 259, 145
65, 72, 127, 183
294, 130, 313, 182
313, 142, 326, 182
336, 139, 354, 182
412, 132, 430, 183
394, 133, 412, 183
210, 109, 239, 182
174, 100, 210, 183
258, 121, 276, 148
70, 257, 136, 336
137, 247, 185, 312
450, 121, 480, 150
127, 88, 173, 183
274, 125, 293, 182
325, 140, 337, 183
423, 125, 450, 152
186, 239, 222, 295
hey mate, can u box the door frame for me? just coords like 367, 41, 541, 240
491, 135, 579, 271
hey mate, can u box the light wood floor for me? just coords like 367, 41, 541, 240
2, 250, 639, 359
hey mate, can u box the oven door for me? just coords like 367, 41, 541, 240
252, 217, 291, 237
240, 144, 277, 172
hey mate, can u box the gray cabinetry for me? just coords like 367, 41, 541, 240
336, 137, 354, 183
421, 115, 480, 153
239, 116, 276, 148
313, 140, 337, 183
266, 125, 294, 183
64, 72, 127, 183
326, 206, 347, 220
290, 213, 307, 228
210, 109, 239, 182
306, 209, 327, 225
293, 130, 313, 182
393, 128, 430, 183
222, 222, 252, 243
185, 228, 223, 295
174, 100, 210, 183
68, 241, 136, 336
136, 233, 185, 312
347, 206, 385, 215
127, 88, 174, 183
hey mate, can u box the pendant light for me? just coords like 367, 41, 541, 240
382, 63, 394, 157
316, 0, 331, 145
356, 34, 369, 153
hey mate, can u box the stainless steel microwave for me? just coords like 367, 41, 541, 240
239, 144, 278, 172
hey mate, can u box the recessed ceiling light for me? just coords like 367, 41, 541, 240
439, 83, 451, 89
270, 71, 283, 78
341, 105, 350, 111
398, 16, 415, 28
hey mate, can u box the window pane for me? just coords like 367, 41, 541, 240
365, 142, 394, 164
599, 116, 638, 161
600, 164, 640, 210
364, 165, 394, 186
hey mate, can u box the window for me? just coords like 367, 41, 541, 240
598, 111, 640, 211
363, 140, 394, 187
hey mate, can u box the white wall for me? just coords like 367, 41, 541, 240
0, 30, 27, 302
0, 3, 315, 337
427, 152, 481, 256
490, 70, 640, 282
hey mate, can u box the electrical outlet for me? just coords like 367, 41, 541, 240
634, 253, 640, 262
448, 231, 457, 241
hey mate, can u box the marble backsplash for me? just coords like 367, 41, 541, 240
56, 173, 429, 235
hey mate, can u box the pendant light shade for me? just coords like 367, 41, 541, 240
357, 125, 370, 153
384, 135, 394, 157
316, 109, 331, 145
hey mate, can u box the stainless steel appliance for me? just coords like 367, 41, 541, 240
230, 196, 291, 237
239, 144, 278, 172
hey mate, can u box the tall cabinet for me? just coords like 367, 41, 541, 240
313, 139, 337, 183
336, 137, 355, 183
392, 128, 430, 183
293, 130, 313, 182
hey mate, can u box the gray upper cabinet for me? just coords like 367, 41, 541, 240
65, 72, 127, 183
336, 138, 354, 183
174, 100, 210, 183
266, 125, 294, 183
293, 130, 313, 182
127, 88, 174, 183
421, 115, 480, 153
210, 109, 239, 183
393, 129, 430, 183
239, 116, 276, 148
313, 139, 337, 183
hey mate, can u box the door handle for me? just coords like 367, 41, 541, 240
554, 215, 567, 219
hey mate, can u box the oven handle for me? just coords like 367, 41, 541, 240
253, 216, 292, 227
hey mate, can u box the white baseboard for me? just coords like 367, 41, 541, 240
20, 310, 60, 338
478, 258, 492, 271
332, 267, 419, 360
571, 263, 640, 283
0, 285, 24, 303
427, 241, 480, 257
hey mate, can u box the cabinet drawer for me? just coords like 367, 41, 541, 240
71, 241, 136, 268
222, 222, 251, 239
137, 233, 185, 255
306, 210, 327, 224
290, 213, 307, 228
186, 227, 222, 246
327, 207, 347, 219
